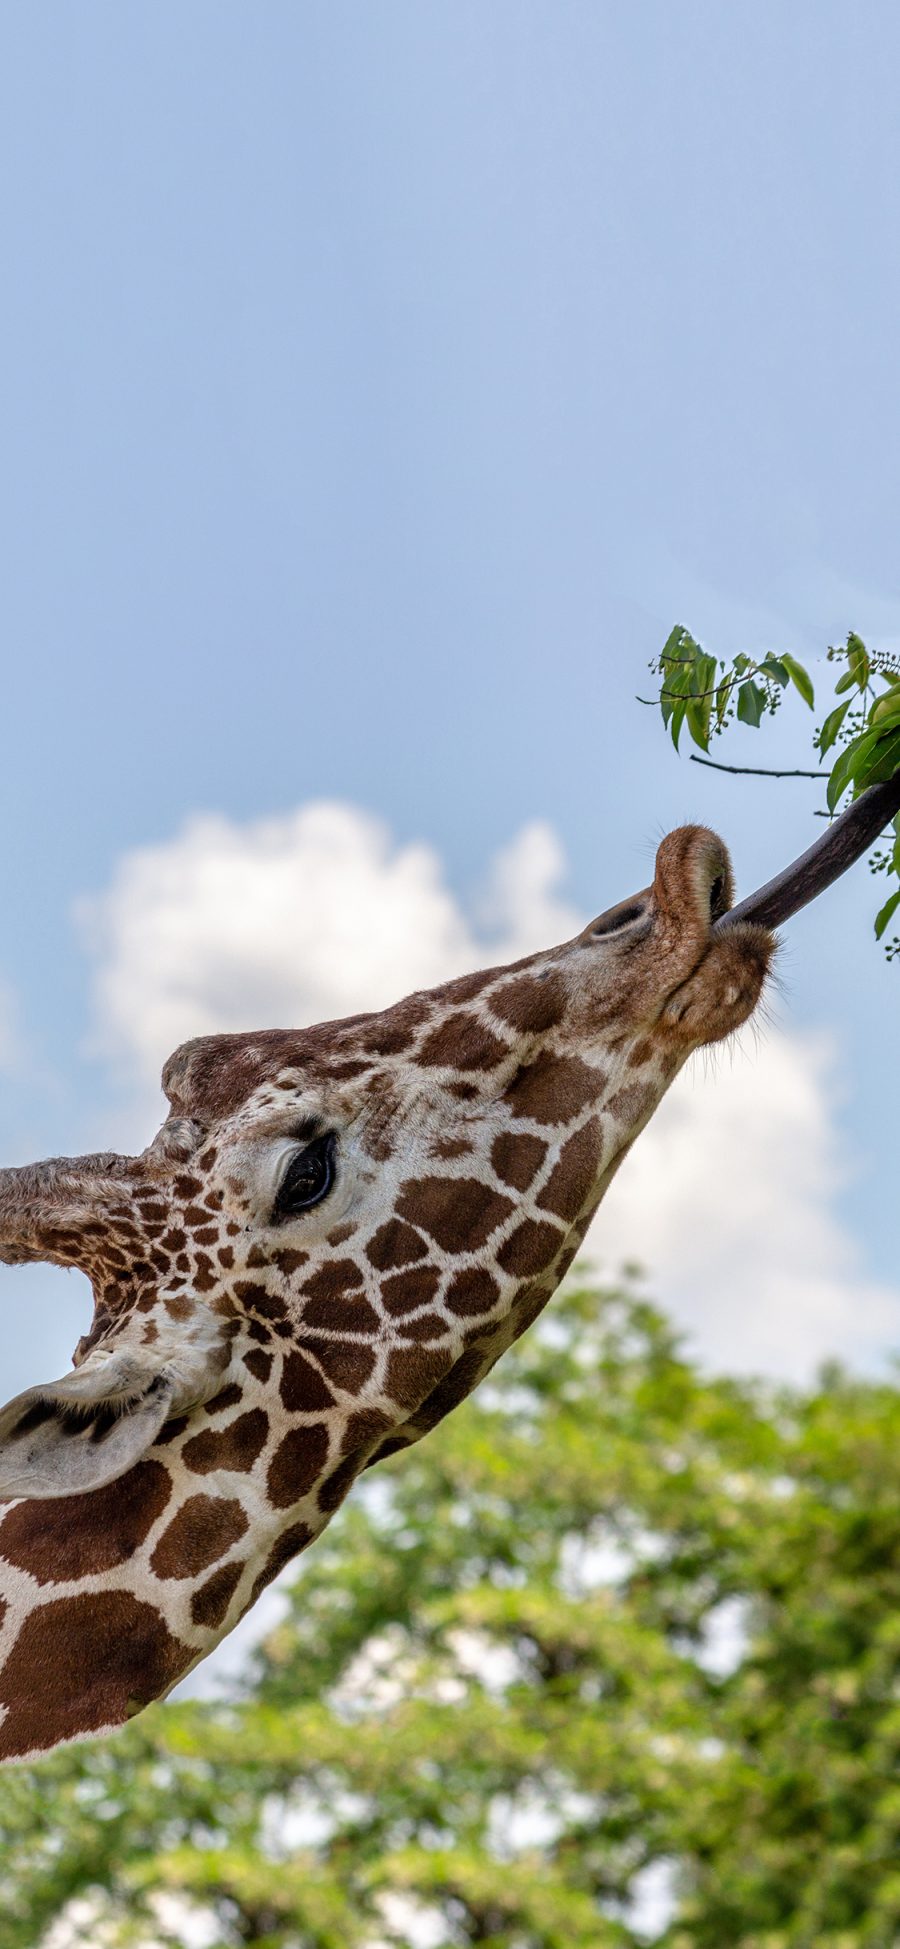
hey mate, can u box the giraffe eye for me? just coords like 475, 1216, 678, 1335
274, 1134, 336, 1219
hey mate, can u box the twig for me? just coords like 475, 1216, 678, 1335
689, 754, 826, 780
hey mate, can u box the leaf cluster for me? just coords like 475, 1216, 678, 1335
1, 1278, 898, 1948
648, 628, 900, 954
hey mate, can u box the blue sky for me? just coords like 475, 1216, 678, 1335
1, 3, 899, 1393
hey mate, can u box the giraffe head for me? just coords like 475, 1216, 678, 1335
0, 825, 772, 1759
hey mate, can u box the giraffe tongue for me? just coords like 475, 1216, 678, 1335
715, 775, 900, 935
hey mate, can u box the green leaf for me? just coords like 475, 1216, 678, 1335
658, 627, 697, 726
817, 699, 851, 758
659, 624, 689, 665
669, 698, 687, 750
824, 725, 895, 809
874, 887, 900, 940
714, 676, 731, 728
853, 725, 900, 791
685, 696, 712, 751
780, 652, 815, 709
846, 631, 870, 688
834, 667, 860, 694
826, 739, 861, 811
686, 653, 717, 749
660, 662, 689, 697
660, 653, 696, 700
760, 655, 790, 686
868, 683, 900, 733
736, 680, 764, 728
660, 626, 701, 682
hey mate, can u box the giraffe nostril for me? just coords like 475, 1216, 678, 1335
590, 901, 646, 939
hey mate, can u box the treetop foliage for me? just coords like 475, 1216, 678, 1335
2, 1277, 898, 1948
649, 628, 900, 955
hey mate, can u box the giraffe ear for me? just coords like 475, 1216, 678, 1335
0, 1347, 178, 1500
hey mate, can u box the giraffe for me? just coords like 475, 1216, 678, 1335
0, 824, 772, 1763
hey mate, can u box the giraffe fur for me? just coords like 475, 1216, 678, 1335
0, 826, 772, 1762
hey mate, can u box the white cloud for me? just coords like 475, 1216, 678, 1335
79, 799, 899, 1378
590, 1027, 900, 1377
79, 803, 578, 1101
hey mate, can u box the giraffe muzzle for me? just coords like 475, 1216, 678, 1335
647, 827, 774, 1047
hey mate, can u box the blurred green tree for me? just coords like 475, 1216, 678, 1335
1, 1278, 897, 1948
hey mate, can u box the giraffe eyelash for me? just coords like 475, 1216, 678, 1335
273, 1133, 337, 1221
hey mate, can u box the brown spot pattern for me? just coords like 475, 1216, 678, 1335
408, 1347, 488, 1433
301, 1292, 380, 1335
243, 1348, 273, 1382
250, 1520, 314, 1602
490, 971, 567, 1033
381, 1265, 441, 1317
366, 1219, 428, 1271
0, 1462, 171, 1584
507, 1053, 604, 1124
280, 1351, 335, 1412
395, 1312, 447, 1342
305, 1339, 377, 1391
191, 1559, 245, 1629
267, 1423, 330, 1508
150, 1495, 248, 1579
535, 1120, 603, 1222
205, 1382, 243, 1415
274, 1248, 307, 1276
0, 1591, 191, 1761
606, 1081, 658, 1125
416, 1012, 509, 1071
182, 1410, 268, 1476
155, 1414, 190, 1445
431, 1136, 474, 1160
301, 1259, 365, 1304
397, 1177, 514, 1252
317, 1452, 363, 1512
384, 1344, 452, 1409
445, 1267, 501, 1318
235, 1282, 287, 1321
497, 1218, 564, 1278
339, 1407, 394, 1457
490, 1130, 547, 1191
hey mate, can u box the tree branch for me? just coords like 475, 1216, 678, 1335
716, 775, 900, 933
690, 754, 825, 780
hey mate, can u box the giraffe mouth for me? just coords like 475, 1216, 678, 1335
651, 826, 735, 961
650, 826, 774, 1046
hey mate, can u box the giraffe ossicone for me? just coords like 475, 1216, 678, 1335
0, 825, 773, 1763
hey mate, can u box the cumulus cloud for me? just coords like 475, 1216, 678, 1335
79, 800, 899, 1378
590, 1029, 899, 1378
79, 804, 580, 1101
